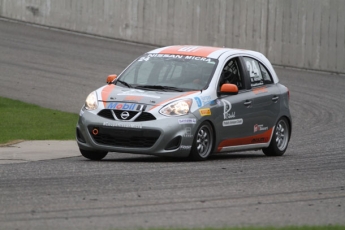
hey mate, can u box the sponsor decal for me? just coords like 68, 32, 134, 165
251, 137, 268, 144
217, 127, 273, 151
222, 119, 243, 127
147, 53, 213, 62
118, 89, 161, 99
103, 122, 142, 129
183, 127, 193, 138
106, 102, 139, 110
251, 83, 264, 87
195, 97, 202, 107
251, 77, 262, 82
216, 99, 222, 106
194, 96, 214, 107
178, 118, 196, 124
138, 56, 150, 62
180, 145, 192, 150
254, 124, 268, 133
208, 100, 217, 106
199, 108, 211, 116
221, 99, 236, 119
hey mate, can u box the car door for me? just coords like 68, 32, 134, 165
240, 56, 281, 143
213, 57, 258, 151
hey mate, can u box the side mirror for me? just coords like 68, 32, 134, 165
106, 74, 117, 84
220, 83, 238, 95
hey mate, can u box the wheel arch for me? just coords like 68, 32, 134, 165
280, 115, 292, 141
201, 119, 217, 153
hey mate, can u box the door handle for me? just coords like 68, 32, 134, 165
244, 100, 252, 106
272, 96, 279, 102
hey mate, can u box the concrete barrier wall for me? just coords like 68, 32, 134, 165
1, 0, 344, 74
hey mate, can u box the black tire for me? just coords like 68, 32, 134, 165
79, 149, 108, 161
262, 117, 290, 156
189, 121, 214, 161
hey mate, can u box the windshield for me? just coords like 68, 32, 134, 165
118, 54, 218, 91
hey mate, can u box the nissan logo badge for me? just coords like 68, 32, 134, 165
120, 111, 130, 120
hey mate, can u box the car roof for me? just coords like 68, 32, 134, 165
148, 45, 279, 84
148, 45, 264, 59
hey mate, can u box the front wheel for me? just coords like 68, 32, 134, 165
262, 117, 290, 156
80, 149, 108, 161
189, 121, 214, 161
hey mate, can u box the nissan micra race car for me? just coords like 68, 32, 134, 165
76, 45, 291, 161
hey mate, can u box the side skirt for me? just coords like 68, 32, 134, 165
218, 143, 270, 152
217, 126, 275, 153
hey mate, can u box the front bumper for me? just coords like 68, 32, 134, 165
76, 109, 198, 157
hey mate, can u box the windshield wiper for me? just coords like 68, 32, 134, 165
116, 80, 132, 88
135, 85, 183, 92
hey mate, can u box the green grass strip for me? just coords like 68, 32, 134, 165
0, 97, 78, 144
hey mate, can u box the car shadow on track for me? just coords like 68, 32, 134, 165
90, 152, 267, 163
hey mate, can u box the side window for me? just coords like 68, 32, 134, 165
259, 63, 273, 84
243, 57, 263, 87
220, 58, 242, 89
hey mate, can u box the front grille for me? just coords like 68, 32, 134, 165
98, 110, 113, 120
113, 110, 138, 120
135, 113, 156, 121
88, 126, 160, 148
97, 109, 156, 122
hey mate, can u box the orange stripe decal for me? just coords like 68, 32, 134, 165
253, 87, 268, 94
159, 46, 223, 57
124, 95, 143, 101
101, 84, 115, 107
217, 128, 273, 151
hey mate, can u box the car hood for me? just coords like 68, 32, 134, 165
97, 84, 198, 110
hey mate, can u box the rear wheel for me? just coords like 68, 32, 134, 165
80, 149, 108, 160
189, 121, 214, 161
263, 117, 290, 156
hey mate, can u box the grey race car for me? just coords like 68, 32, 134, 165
76, 45, 291, 161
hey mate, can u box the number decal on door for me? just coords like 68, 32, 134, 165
245, 60, 259, 78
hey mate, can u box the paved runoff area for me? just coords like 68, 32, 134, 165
0, 140, 80, 164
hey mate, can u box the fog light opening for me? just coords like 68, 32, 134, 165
164, 136, 182, 150
92, 128, 99, 136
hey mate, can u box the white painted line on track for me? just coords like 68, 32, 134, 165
0, 140, 80, 164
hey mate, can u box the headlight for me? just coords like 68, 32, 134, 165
159, 99, 192, 116
85, 91, 98, 110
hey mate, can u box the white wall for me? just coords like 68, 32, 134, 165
1, 0, 344, 74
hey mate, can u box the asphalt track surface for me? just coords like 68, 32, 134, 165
0, 19, 345, 230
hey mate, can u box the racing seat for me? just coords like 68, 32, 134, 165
220, 70, 242, 89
